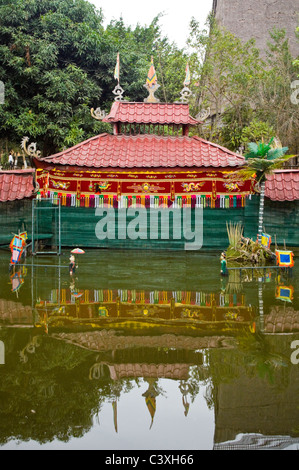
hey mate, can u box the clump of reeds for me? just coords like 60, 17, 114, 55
225, 222, 274, 265
226, 222, 243, 249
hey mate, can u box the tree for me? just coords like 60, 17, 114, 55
0, 2, 189, 155
188, 16, 264, 149
255, 29, 299, 156
0, 0, 111, 155
188, 18, 299, 154
239, 120, 274, 147
103, 15, 190, 105
232, 138, 293, 243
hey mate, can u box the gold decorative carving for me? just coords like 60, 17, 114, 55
127, 182, 164, 193
181, 182, 205, 192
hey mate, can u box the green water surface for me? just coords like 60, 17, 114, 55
0, 248, 298, 450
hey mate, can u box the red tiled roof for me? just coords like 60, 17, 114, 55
265, 170, 299, 201
0, 170, 35, 202
40, 134, 245, 168
103, 101, 201, 126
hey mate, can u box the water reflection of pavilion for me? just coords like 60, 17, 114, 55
86, 345, 208, 430
3, 290, 299, 336
1, 277, 299, 449
1, 296, 299, 449
50, 324, 299, 447
32, 286, 254, 432
34, 287, 255, 333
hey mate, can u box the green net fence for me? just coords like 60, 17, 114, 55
0, 196, 298, 250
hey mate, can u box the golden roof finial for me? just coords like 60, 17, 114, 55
144, 56, 160, 103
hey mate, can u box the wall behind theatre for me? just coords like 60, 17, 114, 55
213, 0, 299, 58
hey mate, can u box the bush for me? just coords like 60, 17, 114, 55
0, 153, 9, 170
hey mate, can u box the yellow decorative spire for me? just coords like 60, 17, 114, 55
142, 378, 159, 429
144, 57, 160, 103
146, 56, 157, 88
112, 400, 118, 433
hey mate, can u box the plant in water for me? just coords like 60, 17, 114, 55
226, 221, 274, 265
226, 222, 243, 249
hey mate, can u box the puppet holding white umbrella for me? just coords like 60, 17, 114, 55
69, 248, 85, 275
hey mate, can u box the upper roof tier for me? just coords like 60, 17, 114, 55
38, 134, 245, 169
102, 101, 201, 126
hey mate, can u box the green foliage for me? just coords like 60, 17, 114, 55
189, 18, 299, 153
237, 138, 291, 184
188, 17, 266, 149
2, 0, 297, 158
0, 152, 9, 169
240, 119, 274, 148
0, 0, 107, 154
245, 139, 276, 159
102, 15, 190, 105
0, 1, 188, 155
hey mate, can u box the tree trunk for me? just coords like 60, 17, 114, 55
257, 181, 265, 243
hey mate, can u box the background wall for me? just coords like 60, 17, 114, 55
213, 0, 299, 58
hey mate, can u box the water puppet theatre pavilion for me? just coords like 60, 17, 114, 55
32, 59, 256, 249
1, 59, 297, 250
36, 101, 251, 208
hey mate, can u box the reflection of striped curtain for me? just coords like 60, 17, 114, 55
49, 288, 245, 307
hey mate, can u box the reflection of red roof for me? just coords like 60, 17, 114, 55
265, 170, 299, 201
40, 134, 245, 168
0, 170, 35, 202
107, 363, 190, 380
103, 101, 201, 126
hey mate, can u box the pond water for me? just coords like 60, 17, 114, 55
0, 248, 298, 451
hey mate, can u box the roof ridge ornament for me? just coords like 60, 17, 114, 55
113, 52, 125, 101
91, 53, 124, 118
21, 136, 41, 158
113, 83, 125, 101
176, 63, 193, 104
91, 107, 107, 120
196, 107, 210, 122
144, 56, 160, 103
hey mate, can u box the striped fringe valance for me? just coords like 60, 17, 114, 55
50, 288, 245, 307
47, 192, 247, 209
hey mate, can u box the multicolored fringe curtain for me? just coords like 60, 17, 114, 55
50, 288, 245, 307
47, 191, 246, 209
